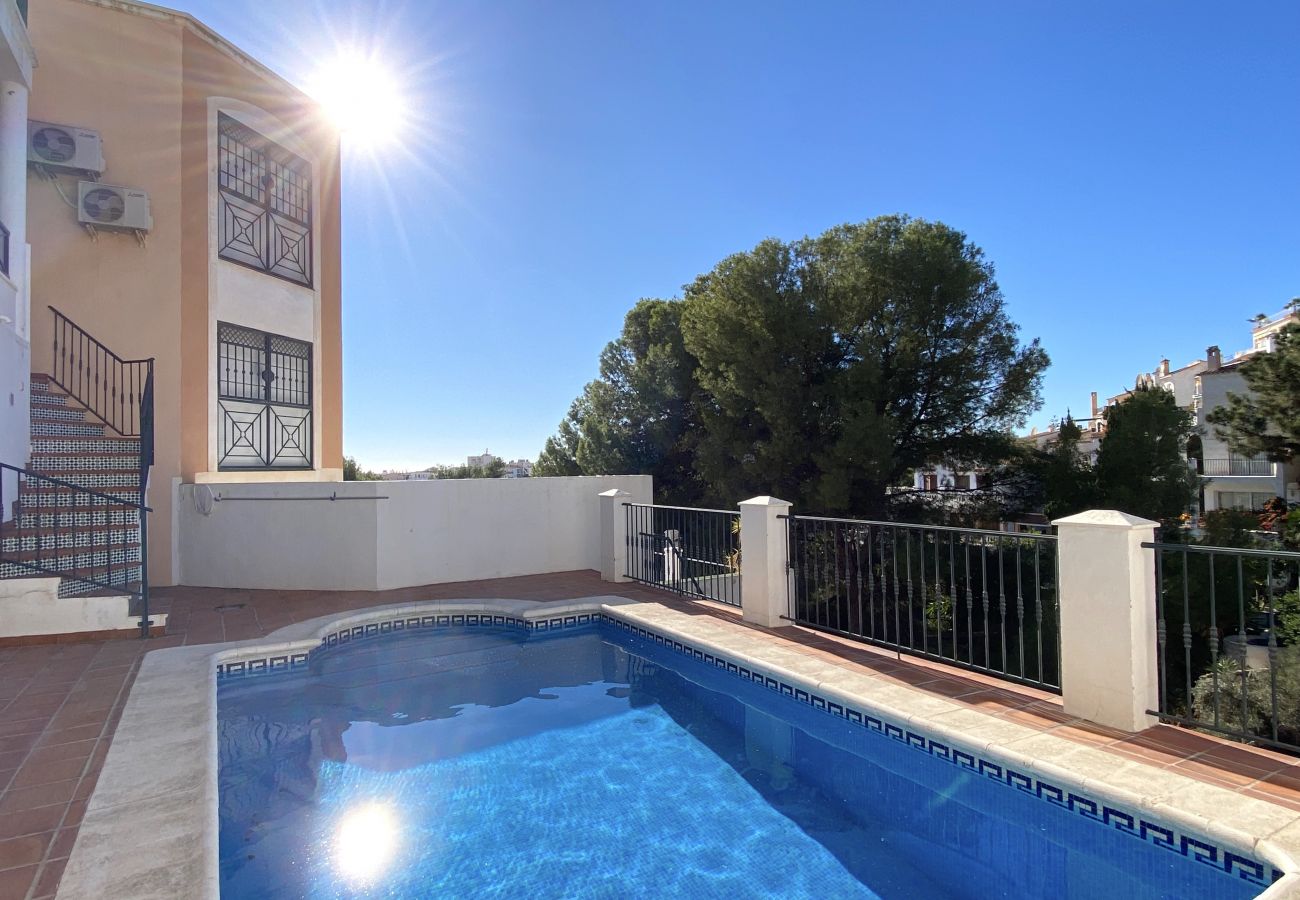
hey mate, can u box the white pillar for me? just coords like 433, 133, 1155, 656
598, 489, 632, 582
0, 80, 27, 315
739, 496, 792, 628
1052, 509, 1160, 732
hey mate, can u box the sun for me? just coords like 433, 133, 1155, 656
306, 51, 409, 151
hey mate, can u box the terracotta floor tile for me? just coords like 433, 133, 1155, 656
31, 855, 67, 898
35, 724, 102, 749
9, 757, 89, 790
1243, 786, 1300, 813
0, 863, 37, 899
1171, 758, 1262, 788
21, 741, 95, 768
0, 830, 53, 870
0, 804, 64, 841
48, 827, 77, 861
1048, 721, 1130, 747
0, 779, 79, 815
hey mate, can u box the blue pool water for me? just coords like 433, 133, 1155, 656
217, 622, 1269, 899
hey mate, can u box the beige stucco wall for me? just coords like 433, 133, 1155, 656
26, 0, 343, 585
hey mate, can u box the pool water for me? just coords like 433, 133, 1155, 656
217, 623, 1266, 899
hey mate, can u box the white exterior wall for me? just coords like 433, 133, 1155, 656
176, 475, 652, 590
0, 10, 34, 508
1199, 368, 1288, 510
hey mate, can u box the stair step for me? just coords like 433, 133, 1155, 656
3, 544, 141, 566
55, 568, 142, 597
28, 454, 141, 472
19, 489, 142, 507
1, 526, 135, 553
16, 508, 141, 529
31, 406, 90, 423
32, 422, 105, 437
24, 471, 141, 490
31, 436, 140, 453
30, 392, 69, 408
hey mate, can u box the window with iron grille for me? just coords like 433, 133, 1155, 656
217, 113, 313, 286
218, 322, 313, 469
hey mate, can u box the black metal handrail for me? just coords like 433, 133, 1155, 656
49, 305, 155, 439
0, 221, 10, 278
44, 307, 154, 636
785, 514, 1061, 692
624, 503, 741, 607
1146, 539, 1300, 753
0, 463, 149, 621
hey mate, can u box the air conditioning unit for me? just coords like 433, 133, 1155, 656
77, 182, 152, 232
28, 120, 105, 175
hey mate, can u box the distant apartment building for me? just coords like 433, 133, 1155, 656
1105, 308, 1300, 514
467, 450, 498, 469
1026, 392, 1106, 464
503, 459, 532, 478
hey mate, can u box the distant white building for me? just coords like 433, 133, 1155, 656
467, 450, 499, 469
503, 459, 533, 479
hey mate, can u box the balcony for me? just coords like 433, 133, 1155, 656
1202, 456, 1274, 476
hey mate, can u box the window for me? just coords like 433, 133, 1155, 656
1217, 491, 1277, 512
217, 322, 313, 469
217, 113, 312, 286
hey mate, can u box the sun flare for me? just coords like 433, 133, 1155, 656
334, 801, 400, 881
307, 51, 409, 150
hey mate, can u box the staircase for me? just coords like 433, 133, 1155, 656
0, 306, 156, 637
1, 376, 144, 593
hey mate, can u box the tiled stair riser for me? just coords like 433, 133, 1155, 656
31, 406, 93, 423
18, 509, 140, 530
20, 490, 142, 507
33, 422, 105, 437
30, 455, 141, 472
2, 528, 131, 553
32, 438, 140, 454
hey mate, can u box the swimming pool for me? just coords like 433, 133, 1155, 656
215, 613, 1276, 899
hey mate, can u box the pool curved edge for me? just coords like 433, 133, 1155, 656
53, 595, 1300, 900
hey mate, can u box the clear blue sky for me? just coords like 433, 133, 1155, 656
172, 0, 1298, 471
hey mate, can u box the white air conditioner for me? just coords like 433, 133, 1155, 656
77, 182, 152, 231
28, 120, 105, 175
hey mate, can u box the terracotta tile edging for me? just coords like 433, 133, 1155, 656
55, 596, 1298, 899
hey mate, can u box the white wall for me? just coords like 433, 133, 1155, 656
0, 319, 28, 517
175, 475, 653, 591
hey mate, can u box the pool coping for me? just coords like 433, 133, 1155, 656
54, 596, 1300, 900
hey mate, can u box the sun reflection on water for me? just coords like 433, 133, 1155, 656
334, 801, 400, 882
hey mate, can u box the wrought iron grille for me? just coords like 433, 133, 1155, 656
1148, 540, 1300, 753
218, 322, 312, 470
785, 516, 1061, 692
217, 113, 312, 286
624, 503, 741, 607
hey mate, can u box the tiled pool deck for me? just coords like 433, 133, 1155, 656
5, 571, 1300, 898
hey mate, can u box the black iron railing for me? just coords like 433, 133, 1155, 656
0, 463, 149, 604
44, 307, 154, 636
1147, 540, 1300, 753
785, 516, 1061, 692
50, 305, 155, 440
0, 221, 9, 278
1202, 457, 1274, 477
624, 503, 741, 607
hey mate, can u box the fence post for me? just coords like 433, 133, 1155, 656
1052, 509, 1160, 732
740, 496, 792, 628
598, 489, 632, 583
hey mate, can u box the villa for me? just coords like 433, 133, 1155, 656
3, 2, 1300, 900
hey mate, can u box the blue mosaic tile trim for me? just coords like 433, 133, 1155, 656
599, 613, 1284, 890
215, 610, 599, 679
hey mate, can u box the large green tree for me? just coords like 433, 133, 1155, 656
679, 215, 1048, 515
1092, 387, 1197, 522
1207, 319, 1300, 464
534, 299, 704, 502
1034, 415, 1101, 520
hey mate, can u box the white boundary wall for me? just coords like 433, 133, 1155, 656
175, 475, 652, 590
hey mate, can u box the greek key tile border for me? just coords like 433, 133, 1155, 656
600, 615, 1282, 891
215, 611, 599, 679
